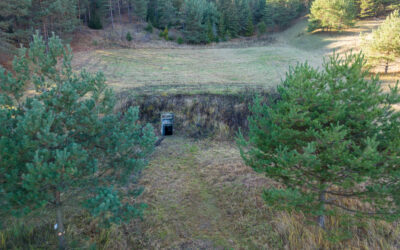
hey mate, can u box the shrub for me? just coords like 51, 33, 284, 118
177, 37, 184, 44
168, 35, 174, 41
126, 32, 133, 41
257, 21, 267, 34
159, 27, 169, 39
163, 27, 169, 39
145, 23, 153, 33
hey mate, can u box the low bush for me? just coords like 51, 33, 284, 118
126, 32, 133, 41
145, 23, 153, 33
177, 37, 184, 44
257, 22, 267, 34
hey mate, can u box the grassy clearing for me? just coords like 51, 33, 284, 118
72, 18, 399, 95
72, 46, 321, 95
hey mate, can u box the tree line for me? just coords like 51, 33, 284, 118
307, 0, 400, 73
308, 0, 399, 32
0, 0, 309, 48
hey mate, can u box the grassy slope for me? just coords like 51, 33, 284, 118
72, 18, 399, 96
73, 45, 321, 95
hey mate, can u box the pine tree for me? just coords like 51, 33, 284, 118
206, 19, 214, 42
182, 0, 217, 43
30, 0, 79, 40
238, 0, 254, 36
0, 33, 155, 249
252, 0, 266, 24
224, 0, 240, 37
245, 10, 254, 36
132, 0, 149, 21
0, 0, 31, 52
218, 14, 226, 39
157, 0, 177, 28
360, 0, 378, 18
238, 53, 400, 229
362, 10, 400, 73
263, 2, 274, 28
263, 0, 305, 30
308, 0, 357, 32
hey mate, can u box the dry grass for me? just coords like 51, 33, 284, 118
2, 137, 399, 249
72, 46, 322, 95
71, 18, 399, 96
120, 137, 400, 249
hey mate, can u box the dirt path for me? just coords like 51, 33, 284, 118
132, 136, 280, 249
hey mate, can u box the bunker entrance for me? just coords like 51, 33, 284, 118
161, 113, 174, 136
163, 125, 173, 135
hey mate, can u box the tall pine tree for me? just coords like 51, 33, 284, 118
238, 53, 400, 229
0, 33, 155, 249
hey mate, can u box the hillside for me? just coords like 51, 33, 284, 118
71, 18, 399, 96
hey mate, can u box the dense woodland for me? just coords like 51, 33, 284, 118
1, 0, 306, 47
1, 0, 399, 49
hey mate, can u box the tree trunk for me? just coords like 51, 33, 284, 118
117, 0, 121, 22
78, 0, 81, 20
88, 3, 91, 22
55, 191, 66, 250
77, 0, 82, 31
127, 1, 132, 23
318, 189, 326, 229
385, 59, 389, 74
109, 0, 114, 29
39, 0, 48, 42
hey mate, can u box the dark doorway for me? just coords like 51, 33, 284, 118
163, 125, 173, 136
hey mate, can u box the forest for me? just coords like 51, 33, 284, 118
1, 0, 399, 47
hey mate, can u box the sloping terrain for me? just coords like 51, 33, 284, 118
71, 18, 399, 96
